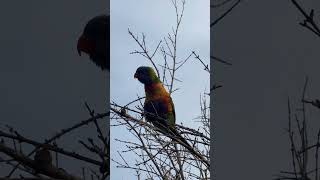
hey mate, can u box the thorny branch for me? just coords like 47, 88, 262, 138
277, 2, 320, 179
291, 0, 320, 37
275, 77, 320, 180
211, 0, 242, 28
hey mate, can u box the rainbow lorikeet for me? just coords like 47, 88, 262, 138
77, 15, 109, 71
34, 148, 52, 170
134, 66, 176, 133
134, 66, 210, 167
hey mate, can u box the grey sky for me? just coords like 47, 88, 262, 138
111, 0, 209, 179
0, 0, 108, 177
213, 0, 320, 179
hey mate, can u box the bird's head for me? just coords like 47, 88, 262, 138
134, 66, 160, 85
77, 15, 108, 57
77, 15, 109, 71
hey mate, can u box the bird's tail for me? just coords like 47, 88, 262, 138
169, 128, 190, 147
168, 127, 210, 167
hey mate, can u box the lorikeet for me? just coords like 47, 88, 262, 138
77, 15, 109, 71
134, 66, 176, 133
134, 66, 210, 167
34, 148, 52, 170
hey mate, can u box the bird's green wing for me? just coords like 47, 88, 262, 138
167, 97, 176, 128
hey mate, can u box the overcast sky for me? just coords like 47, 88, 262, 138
0, 0, 108, 177
111, 0, 209, 179
213, 0, 320, 179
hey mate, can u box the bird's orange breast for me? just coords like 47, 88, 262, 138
145, 83, 173, 112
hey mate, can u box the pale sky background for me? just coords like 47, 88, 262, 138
213, 0, 320, 179
0, 1, 108, 177
110, 0, 209, 179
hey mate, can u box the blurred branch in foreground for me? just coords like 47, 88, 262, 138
0, 104, 109, 180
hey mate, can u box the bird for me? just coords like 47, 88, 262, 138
77, 15, 109, 71
134, 66, 191, 146
34, 148, 52, 169
134, 66, 176, 134
134, 66, 210, 167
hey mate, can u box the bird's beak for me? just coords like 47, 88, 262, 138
134, 73, 138, 79
77, 35, 93, 56
77, 35, 84, 56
